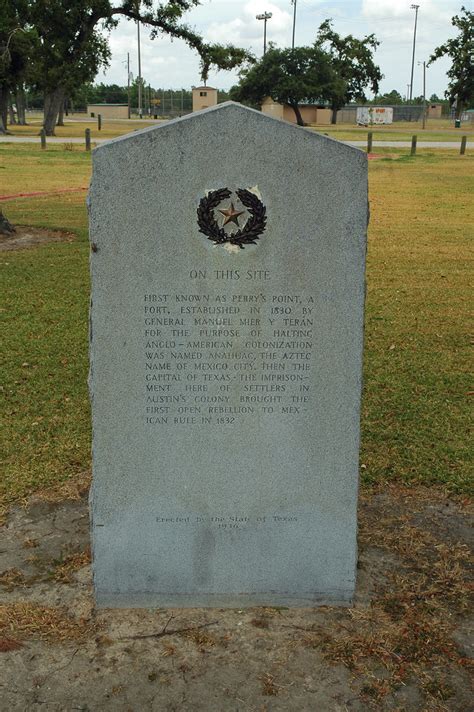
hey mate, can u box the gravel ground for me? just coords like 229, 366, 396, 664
1, 484, 472, 712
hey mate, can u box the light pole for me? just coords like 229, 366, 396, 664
127, 53, 131, 119
256, 12, 272, 55
409, 4, 420, 102
137, 6, 142, 118
418, 60, 427, 129
123, 54, 132, 119
291, 0, 297, 49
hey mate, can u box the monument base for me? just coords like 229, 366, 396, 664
94, 590, 354, 608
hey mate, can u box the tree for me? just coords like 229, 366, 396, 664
10, 1, 252, 135
230, 45, 336, 126
27, 1, 111, 134
0, 209, 16, 235
0, 0, 34, 133
372, 89, 403, 106
315, 19, 382, 124
91, 83, 128, 105
428, 6, 473, 118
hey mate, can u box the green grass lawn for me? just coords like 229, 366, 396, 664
4, 115, 473, 143
310, 117, 473, 142
7, 118, 158, 140
1, 145, 472, 511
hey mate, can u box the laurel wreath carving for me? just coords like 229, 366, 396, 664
197, 187, 267, 249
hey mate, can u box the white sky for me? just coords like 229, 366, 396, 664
97, 0, 465, 99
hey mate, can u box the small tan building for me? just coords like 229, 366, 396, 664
87, 104, 128, 119
192, 87, 218, 112
427, 103, 443, 119
261, 97, 332, 125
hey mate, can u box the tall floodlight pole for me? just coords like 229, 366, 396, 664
409, 4, 420, 102
137, 10, 142, 118
418, 60, 427, 129
256, 12, 272, 55
127, 53, 131, 119
291, 0, 297, 49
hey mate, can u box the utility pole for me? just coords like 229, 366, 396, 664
409, 4, 420, 102
418, 60, 427, 129
256, 12, 272, 55
127, 52, 131, 119
137, 12, 142, 118
291, 0, 297, 49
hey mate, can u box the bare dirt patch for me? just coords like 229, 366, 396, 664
1, 485, 472, 711
0, 226, 75, 251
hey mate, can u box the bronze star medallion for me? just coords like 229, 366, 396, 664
219, 202, 245, 227
197, 187, 267, 249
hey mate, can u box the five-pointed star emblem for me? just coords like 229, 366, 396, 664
219, 202, 245, 227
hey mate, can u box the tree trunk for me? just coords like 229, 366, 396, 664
0, 87, 9, 134
0, 210, 16, 236
43, 87, 65, 136
290, 103, 305, 126
331, 107, 338, 125
16, 88, 27, 125
8, 102, 17, 125
57, 101, 65, 126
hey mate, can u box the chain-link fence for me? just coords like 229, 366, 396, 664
336, 105, 428, 123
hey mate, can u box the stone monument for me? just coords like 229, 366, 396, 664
89, 102, 368, 607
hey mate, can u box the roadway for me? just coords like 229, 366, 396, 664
0, 135, 471, 150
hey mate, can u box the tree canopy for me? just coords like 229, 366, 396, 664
0, 0, 36, 132
2, 1, 253, 134
230, 45, 337, 126
372, 89, 404, 106
230, 22, 381, 126
428, 6, 474, 117
315, 20, 382, 123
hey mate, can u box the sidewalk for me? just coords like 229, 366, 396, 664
0, 135, 472, 149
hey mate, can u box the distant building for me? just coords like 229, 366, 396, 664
87, 104, 128, 119
261, 97, 332, 125
192, 87, 218, 112
427, 103, 443, 119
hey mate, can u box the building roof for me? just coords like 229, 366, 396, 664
192, 86, 217, 91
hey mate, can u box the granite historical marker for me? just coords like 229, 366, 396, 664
89, 102, 368, 607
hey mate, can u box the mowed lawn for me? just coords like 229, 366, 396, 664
311, 118, 474, 143
4, 115, 474, 142
0, 143, 472, 511
6, 116, 158, 139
